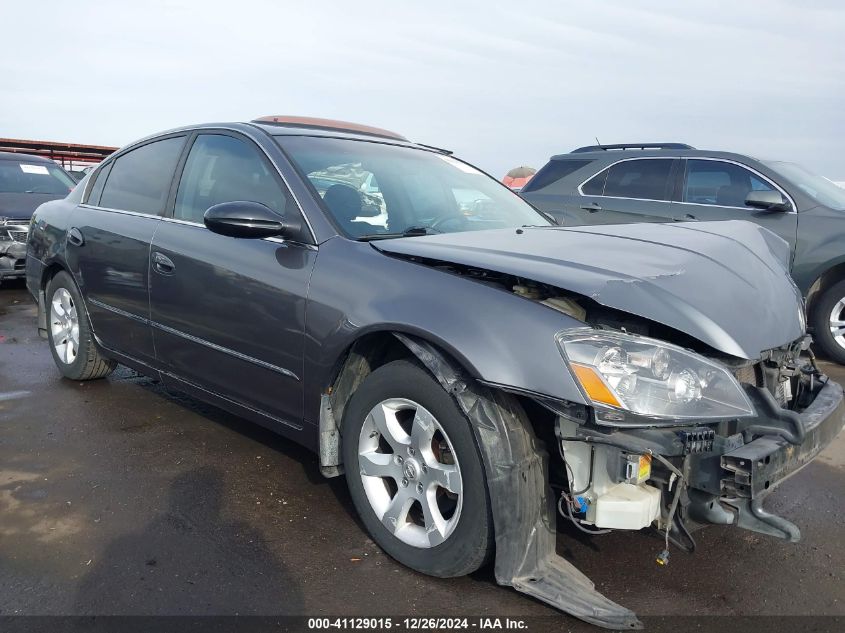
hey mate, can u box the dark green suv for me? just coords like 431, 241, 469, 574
521, 143, 845, 363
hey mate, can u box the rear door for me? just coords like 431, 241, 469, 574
574, 158, 679, 225
673, 158, 798, 253
148, 131, 316, 427
66, 135, 185, 365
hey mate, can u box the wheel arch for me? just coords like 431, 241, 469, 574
806, 259, 845, 319
318, 329, 482, 478
36, 261, 71, 337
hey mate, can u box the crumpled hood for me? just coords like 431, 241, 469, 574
0, 192, 64, 220
373, 221, 804, 359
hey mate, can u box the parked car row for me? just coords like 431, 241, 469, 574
0, 152, 77, 285
20, 117, 845, 628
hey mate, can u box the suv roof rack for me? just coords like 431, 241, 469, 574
252, 115, 408, 142
570, 142, 694, 153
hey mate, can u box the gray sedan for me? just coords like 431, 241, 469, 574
25, 117, 845, 628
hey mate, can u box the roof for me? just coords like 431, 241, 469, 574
550, 147, 760, 163
571, 142, 694, 153
103, 117, 447, 164
251, 115, 408, 142
0, 150, 54, 163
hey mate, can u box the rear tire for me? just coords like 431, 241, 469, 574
46, 271, 116, 380
342, 360, 493, 577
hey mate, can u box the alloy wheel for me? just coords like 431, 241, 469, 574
50, 287, 80, 365
357, 398, 463, 548
829, 297, 845, 350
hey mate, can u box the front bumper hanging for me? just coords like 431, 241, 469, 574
715, 379, 845, 541
0, 240, 27, 282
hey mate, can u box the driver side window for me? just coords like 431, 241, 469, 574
174, 134, 291, 224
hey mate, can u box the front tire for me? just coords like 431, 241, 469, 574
811, 279, 845, 365
46, 271, 116, 380
342, 360, 493, 577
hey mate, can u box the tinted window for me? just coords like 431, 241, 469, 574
0, 160, 76, 195
602, 159, 674, 200
174, 134, 290, 224
85, 161, 113, 206
684, 159, 777, 207
581, 168, 608, 195
521, 159, 590, 192
99, 137, 184, 214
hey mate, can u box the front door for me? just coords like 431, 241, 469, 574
66, 135, 186, 365
148, 132, 315, 427
672, 158, 798, 254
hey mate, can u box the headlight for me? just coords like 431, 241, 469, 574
557, 328, 754, 423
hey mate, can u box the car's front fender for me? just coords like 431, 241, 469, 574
302, 237, 588, 424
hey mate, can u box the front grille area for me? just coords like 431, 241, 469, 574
3, 221, 29, 243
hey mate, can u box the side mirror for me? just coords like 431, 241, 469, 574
204, 201, 301, 239
745, 190, 791, 213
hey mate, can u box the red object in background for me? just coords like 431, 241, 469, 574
502, 166, 536, 190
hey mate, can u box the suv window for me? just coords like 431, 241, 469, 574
174, 134, 290, 224
582, 159, 674, 200
99, 137, 184, 214
521, 159, 590, 192
684, 159, 778, 207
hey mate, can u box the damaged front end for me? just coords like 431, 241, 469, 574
552, 331, 844, 546
363, 223, 844, 627
0, 219, 29, 284
395, 330, 845, 630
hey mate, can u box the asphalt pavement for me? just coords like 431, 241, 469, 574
1, 280, 843, 630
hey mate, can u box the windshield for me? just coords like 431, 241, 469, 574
0, 160, 76, 195
765, 161, 845, 211
277, 136, 550, 239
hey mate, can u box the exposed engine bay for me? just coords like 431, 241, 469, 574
420, 257, 837, 553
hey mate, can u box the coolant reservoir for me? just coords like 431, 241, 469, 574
594, 482, 661, 530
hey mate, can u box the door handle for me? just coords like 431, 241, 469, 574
682, 213, 698, 221
152, 251, 175, 275
67, 227, 84, 247
579, 202, 602, 212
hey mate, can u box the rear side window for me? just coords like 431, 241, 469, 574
521, 159, 590, 192
583, 159, 674, 201
173, 134, 291, 224
99, 137, 184, 214
85, 162, 113, 206
581, 168, 608, 196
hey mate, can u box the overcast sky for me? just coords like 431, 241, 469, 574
2, 0, 843, 179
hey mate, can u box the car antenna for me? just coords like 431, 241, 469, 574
595, 136, 603, 150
